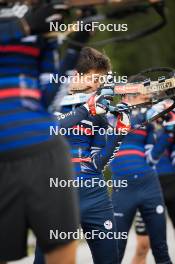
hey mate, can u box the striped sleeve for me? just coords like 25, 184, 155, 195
148, 130, 174, 165
0, 18, 26, 43
39, 40, 80, 108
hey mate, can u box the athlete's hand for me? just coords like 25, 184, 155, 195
84, 94, 111, 116
21, 4, 68, 35
163, 111, 175, 133
114, 103, 131, 132
116, 112, 131, 132
84, 86, 114, 116
146, 99, 174, 120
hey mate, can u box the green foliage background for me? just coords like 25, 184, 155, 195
94, 0, 175, 76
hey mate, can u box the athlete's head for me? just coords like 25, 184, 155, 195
123, 75, 151, 105
69, 47, 111, 94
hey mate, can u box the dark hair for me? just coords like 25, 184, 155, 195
76, 47, 111, 74
128, 74, 147, 83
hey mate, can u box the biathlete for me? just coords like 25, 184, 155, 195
109, 75, 172, 263
132, 111, 175, 264
34, 47, 131, 264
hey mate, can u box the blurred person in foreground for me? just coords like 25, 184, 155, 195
0, 1, 84, 263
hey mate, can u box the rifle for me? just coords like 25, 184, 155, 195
114, 77, 175, 96
60, 67, 175, 120
60, 67, 175, 101
105, 67, 175, 125
57, 67, 175, 133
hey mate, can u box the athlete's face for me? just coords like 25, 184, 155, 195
70, 70, 106, 93
123, 94, 151, 105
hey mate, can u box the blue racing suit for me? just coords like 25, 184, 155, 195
135, 128, 175, 237
34, 104, 124, 264
155, 129, 175, 228
110, 111, 172, 263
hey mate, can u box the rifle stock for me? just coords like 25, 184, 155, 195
114, 77, 175, 95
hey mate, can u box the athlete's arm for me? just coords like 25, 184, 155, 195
54, 91, 114, 129
146, 128, 174, 165
90, 108, 131, 171
145, 105, 175, 165
90, 128, 124, 172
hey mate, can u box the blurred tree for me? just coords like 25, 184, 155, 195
94, 0, 175, 76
